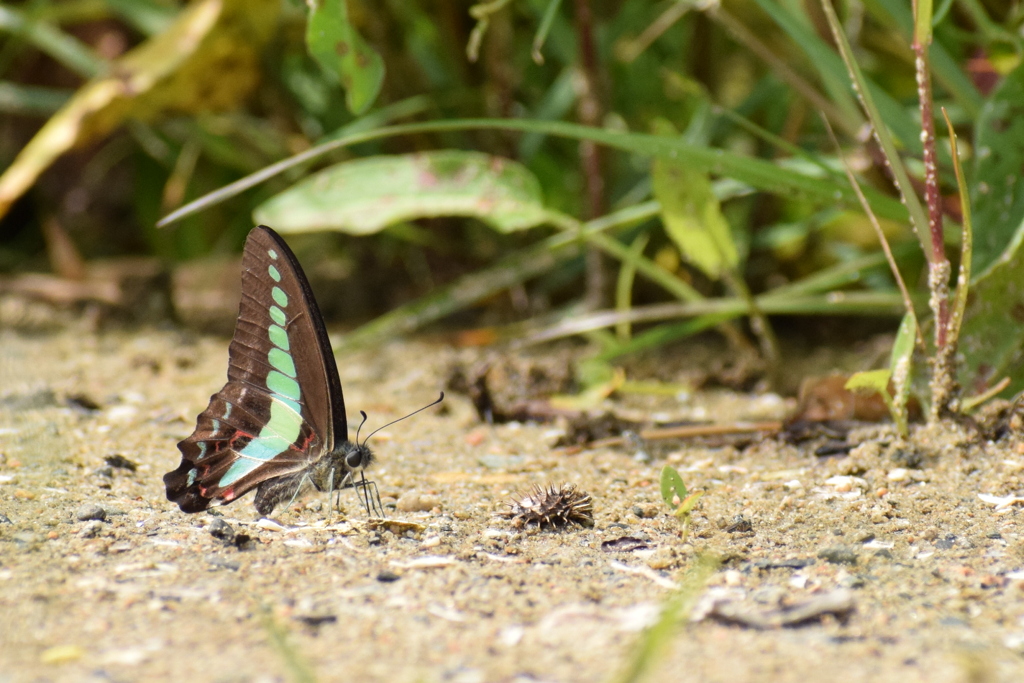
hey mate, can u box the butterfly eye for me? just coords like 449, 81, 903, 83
346, 447, 365, 470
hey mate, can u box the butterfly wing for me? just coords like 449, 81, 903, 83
164, 225, 349, 513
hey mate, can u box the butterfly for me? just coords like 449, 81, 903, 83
164, 225, 440, 516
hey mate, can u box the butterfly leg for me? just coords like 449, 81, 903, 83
282, 471, 314, 512
355, 471, 384, 519
325, 467, 333, 523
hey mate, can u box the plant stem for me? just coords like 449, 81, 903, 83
913, 0, 957, 418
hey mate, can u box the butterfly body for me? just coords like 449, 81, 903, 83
165, 225, 368, 516
250, 439, 374, 515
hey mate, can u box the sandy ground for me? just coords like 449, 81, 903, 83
3, 326, 1024, 683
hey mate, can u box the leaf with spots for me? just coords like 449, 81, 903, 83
659, 466, 688, 510
306, 0, 384, 115
254, 151, 549, 234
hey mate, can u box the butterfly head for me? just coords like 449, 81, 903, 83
343, 440, 374, 471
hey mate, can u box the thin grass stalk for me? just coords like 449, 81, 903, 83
824, 116, 920, 345
942, 107, 971, 348
616, 234, 650, 340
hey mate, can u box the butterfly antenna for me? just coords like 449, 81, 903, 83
354, 410, 369, 444
360, 392, 445, 447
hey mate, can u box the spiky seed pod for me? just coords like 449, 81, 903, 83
501, 483, 594, 529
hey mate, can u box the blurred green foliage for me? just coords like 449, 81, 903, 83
2, 0, 1024, 389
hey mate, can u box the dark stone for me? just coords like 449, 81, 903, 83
207, 518, 235, 543
377, 570, 401, 582
890, 447, 924, 469
725, 516, 753, 533
104, 455, 138, 472
66, 394, 102, 412
818, 545, 858, 565
295, 614, 337, 627
75, 503, 107, 522
751, 557, 814, 570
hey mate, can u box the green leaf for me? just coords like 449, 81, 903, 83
675, 491, 704, 518
652, 160, 738, 279
306, 0, 384, 115
958, 229, 1024, 397
659, 466, 688, 510
889, 312, 917, 437
254, 151, 548, 234
845, 369, 892, 395
970, 60, 1024, 275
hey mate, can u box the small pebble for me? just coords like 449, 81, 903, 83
39, 645, 85, 664
645, 546, 679, 570
396, 491, 441, 513
377, 570, 401, 582
207, 518, 236, 543
75, 503, 106, 522
12, 532, 39, 546
723, 570, 744, 587
837, 571, 865, 588
79, 521, 104, 538
0, 513, 12, 524
818, 545, 859, 565
887, 468, 908, 482
632, 503, 659, 519
206, 555, 240, 571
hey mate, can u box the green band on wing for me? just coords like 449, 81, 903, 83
272, 286, 288, 307
267, 370, 300, 401
270, 305, 286, 326
269, 324, 290, 351
268, 264, 281, 282
268, 249, 278, 260
268, 347, 296, 378
220, 396, 303, 486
